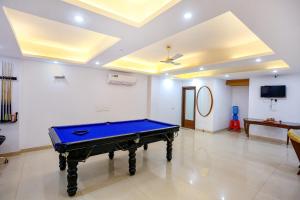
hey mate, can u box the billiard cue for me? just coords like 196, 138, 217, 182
8, 63, 12, 121
5, 62, 9, 121
1, 62, 4, 121
3, 62, 8, 121
9, 63, 12, 121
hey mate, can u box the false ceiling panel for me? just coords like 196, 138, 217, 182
104, 11, 274, 74
63, 0, 181, 27
4, 7, 120, 64
175, 60, 289, 79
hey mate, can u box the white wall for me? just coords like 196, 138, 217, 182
248, 74, 300, 140
183, 78, 214, 131
231, 86, 249, 127
149, 76, 182, 125
0, 57, 148, 153
212, 79, 232, 132
182, 78, 231, 132
149, 77, 233, 132
19, 60, 148, 149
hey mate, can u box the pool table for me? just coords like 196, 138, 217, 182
49, 119, 179, 196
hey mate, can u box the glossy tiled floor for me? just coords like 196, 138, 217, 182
1, 129, 300, 200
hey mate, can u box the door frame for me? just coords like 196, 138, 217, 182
181, 86, 196, 129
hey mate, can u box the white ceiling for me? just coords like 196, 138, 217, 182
0, 0, 300, 79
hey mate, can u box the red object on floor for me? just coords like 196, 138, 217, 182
229, 120, 241, 132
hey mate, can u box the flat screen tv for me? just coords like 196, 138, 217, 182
260, 85, 286, 98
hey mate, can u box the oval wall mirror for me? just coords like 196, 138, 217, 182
196, 86, 213, 117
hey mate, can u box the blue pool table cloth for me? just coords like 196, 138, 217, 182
52, 119, 177, 144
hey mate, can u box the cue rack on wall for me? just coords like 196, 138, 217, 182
0, 61, 18, 123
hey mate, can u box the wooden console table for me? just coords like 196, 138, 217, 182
243, 118, 300, 145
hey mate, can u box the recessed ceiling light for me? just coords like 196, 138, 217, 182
184, 12, 192, 20
74, 15, 84, 23
225, 74, 229, 78
53, 61, 59, 64
255, 58, 262, 62
165, 73, 169, 76
199, 67, 204, 71
272, 70, 278, 73
95, 61, 100, 65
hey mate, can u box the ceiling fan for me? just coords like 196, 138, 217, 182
160, 45, 183, 65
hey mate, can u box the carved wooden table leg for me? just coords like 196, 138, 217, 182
166, 134, 174, 162
109, 151, 114, 160
128, 148, 137, 176
59, 153, 66, 171
143, 144, 148, 150
244, 121, 250, 138
67, 160, 78, 197
287, 129, 290, 146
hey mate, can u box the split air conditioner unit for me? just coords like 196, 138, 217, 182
107, 73, 137, 86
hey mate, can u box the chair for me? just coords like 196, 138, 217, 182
0, 135, 8, 164
288, 130, 300, 175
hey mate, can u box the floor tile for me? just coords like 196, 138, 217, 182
1, 129, 300, 200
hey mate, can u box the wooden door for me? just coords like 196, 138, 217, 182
182, 87, 196, 129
